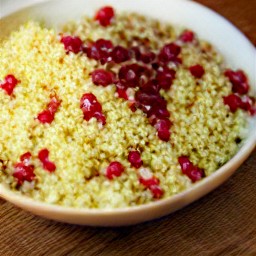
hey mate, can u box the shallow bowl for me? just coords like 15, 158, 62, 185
0, 0, 255, 226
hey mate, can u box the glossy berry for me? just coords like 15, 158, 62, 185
154, 118, 172, 141
224, 69, 249, 95
178, 156, 205, 183
95, 6, 115, 27
158, 43, 181, 63
80, 93, 106, 124
150, 185, 164, 199
1, 74, 19, 95
60, 36, 83, 54
156, 67, 176, 90
13, 163, 35, 186
86, 39, 113, 63
111, 46, 130, 63
20, 152, 32, 163
91, 69, 114, 86
128, 150, 143, 168
38, 148, 56, 172
118, 64, 143, 87
37, 97, 61, 124
189, 64, 205, 78
106, 161, 124, 179
223, 94, 242, 112
179, 30, 195, 43
37, 110, 54, 124
13, 152, 35, 186
139, 176, 159, 187
116, 87, 128, 100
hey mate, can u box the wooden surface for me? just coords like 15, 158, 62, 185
1, 1, 256, 255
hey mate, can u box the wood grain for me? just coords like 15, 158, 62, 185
0, 1, 256, 255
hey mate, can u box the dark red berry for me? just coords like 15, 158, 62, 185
106, 161, 124, 179
179, 30, 195, 43
186, 166, 205, 183
80, 93, 106, 124
178, 156, 205, 183
128, 151, 143, 168
86, 39, 113, 63
224, 69, 249, 95
154, 117, 172, 141
95, 6, 115, 27
156, 67, 176, 90
223, 94, 242, 112
91, 69, 114, 86
13, 163, 35, 186
60, 36, 83, 54
158, 43, 181, 63
178, 156, 193, 174
118, 64, 144, 87
140, 52, 156, 64
116, 87, 128, 100
38, 148, 56, 172
189, 64, 205, 78
111, 46, 130, 63
1, 74, 19, 95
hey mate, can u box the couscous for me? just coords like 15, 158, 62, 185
0, 7, 255, 208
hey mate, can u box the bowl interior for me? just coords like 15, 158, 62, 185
0, 0, 255, 226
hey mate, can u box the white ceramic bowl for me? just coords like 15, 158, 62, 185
0, 0, 255, 226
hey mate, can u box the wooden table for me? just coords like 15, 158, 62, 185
1, 1, 255, 255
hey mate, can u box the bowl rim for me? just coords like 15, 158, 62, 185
0, 0, 256, 219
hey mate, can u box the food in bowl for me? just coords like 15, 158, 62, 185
0, 6, 255, 209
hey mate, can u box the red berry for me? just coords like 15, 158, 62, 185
223, 94, 242, 112
43, 161, 56, 173
224, 69, 249, 95
38, 149, 49, 162
116, 87, 128, 100
38, 149, 56, 172
186, 166, 205, 183
178, 156, 193, 174
139, 176, 159, 187
156, 67, 176, 90
106, 161, 124, 179
179, 30, 195, 43
93, 111, 106, 125
47, 97, 61, 114
111, 46, 130, 63
13, 163, 35, 186
158, 43, 181, 63
95, 6, 115, 27
139, 52, 156, 64
149, 185, 164, 199
86, 39, 113, 64
189, 64, 205, 78
1, 74, 19, 95
80, 93, 106, 124
60, 36, 83, 54
154, 118, 172, 141
157, 129, 171, 142
91, 69, 114, 86
178, 156, 205, 183
37, 96, 61, 124
20, 152, 32, 163
118, 64, 144, 88
128, 151, 143, 168
37, 110, 54, 124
